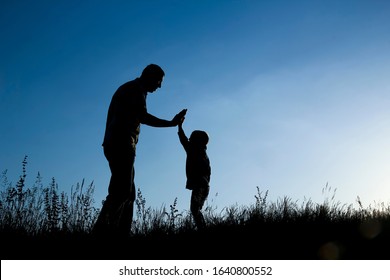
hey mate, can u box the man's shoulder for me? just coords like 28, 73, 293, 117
114, 79, 144, 98
118, 78, 140, 90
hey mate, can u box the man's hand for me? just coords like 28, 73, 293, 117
172, 109, 187, 126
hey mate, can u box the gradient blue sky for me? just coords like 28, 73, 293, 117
1, 0, 390, 214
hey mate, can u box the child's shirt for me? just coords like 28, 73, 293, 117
178, 127, 211, 190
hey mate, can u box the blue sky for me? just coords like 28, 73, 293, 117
1, 0, 390, 214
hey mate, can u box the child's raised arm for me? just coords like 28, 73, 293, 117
177, 117, 189, 151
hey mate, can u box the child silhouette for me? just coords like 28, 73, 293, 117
178, 117, 211, 230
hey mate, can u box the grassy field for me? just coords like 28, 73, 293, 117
1, 157, 390, 260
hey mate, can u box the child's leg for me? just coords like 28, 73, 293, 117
190, 187, 210, 229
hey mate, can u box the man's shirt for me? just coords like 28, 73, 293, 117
103, 78, 147, 147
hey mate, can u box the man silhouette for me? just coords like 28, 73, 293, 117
93, 64, 187, 238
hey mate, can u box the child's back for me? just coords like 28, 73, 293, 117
178, 128, 211, 190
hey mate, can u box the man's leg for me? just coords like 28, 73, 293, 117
116, 165, 136, 236
94, 145, 136, 237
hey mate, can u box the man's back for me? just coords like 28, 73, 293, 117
103, 78, 147, 147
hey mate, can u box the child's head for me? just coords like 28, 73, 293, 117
189, 130, 209, 147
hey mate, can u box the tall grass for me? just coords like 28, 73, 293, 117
0, 156, 99, 237
1, 157, 390, 259
2, 157, 390, 236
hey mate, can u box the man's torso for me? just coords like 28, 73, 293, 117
103, 78, 147, 147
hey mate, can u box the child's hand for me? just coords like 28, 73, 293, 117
179, 116, 185, 127
172, 109, 187, 126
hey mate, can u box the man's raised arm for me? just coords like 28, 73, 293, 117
141, 109, 187, 127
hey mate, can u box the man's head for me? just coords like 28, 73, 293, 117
140, 64, 165, 93
189, 130, 209, 147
